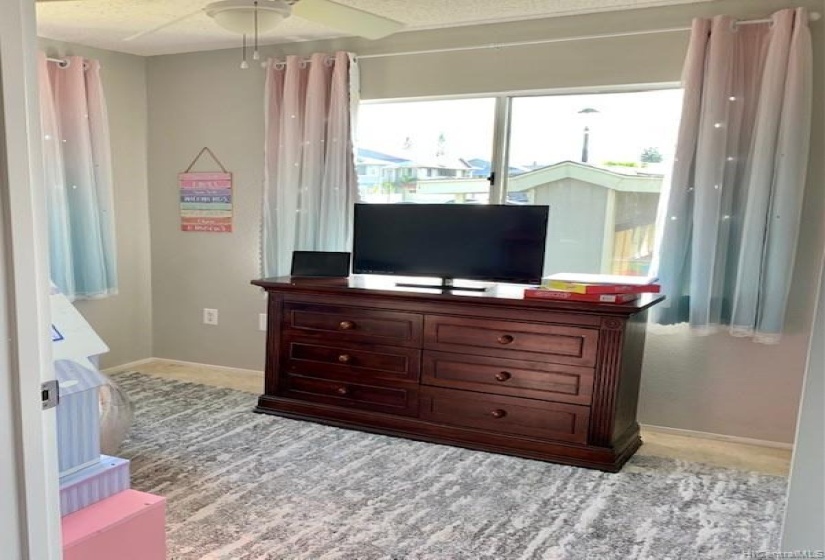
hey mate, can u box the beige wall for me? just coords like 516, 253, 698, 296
145, 0, 824, 443
39, 39, 152, 369
146, 57, 267, 369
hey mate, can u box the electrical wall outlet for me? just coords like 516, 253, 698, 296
258, 313, 267, 331
203, 308, 218, 325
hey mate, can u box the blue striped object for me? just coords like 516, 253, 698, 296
55, 359, 106, 477
59, 455, 130, 516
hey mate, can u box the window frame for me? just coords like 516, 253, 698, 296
359, 81, 681, 205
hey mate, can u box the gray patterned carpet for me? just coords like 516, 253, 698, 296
114, 371, 787, 560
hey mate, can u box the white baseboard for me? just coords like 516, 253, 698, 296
102, 357, 157, 373
104, 356, 263, 377
641, 423, 793, 450
156, 357, 264, 376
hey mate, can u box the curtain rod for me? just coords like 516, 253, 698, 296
266, 54, 338, 69
357, 11, 821, 61
46, 56, 70, 67
46, 56, 90, 69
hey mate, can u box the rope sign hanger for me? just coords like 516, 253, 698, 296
184, 146, 228, 173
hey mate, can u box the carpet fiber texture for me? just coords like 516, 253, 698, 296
115, 371, 787, 560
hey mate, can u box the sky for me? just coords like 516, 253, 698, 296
356, 89, 684, 170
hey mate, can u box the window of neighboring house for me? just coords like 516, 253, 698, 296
356, 88, 682, 277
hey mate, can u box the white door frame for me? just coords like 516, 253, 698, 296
0, 0, 62, 557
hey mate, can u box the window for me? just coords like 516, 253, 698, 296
506, 90, 683, 276
356, 89, 683, 277
355, 98, 495, 203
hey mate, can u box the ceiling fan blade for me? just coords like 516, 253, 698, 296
123, 8, 204, 42
292, 0, 404, 40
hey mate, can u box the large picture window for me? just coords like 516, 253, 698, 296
356, 88, 683, 278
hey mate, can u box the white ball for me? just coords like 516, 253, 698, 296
98, 375, 134, 455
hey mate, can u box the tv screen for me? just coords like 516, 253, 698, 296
352, 204, 549, 285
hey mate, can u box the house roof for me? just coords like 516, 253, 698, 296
414, 160, 664, 195
357, 148, 411, 165
466, 158, 531, 177
508, 160, 664, 193
357, 148, 474, 171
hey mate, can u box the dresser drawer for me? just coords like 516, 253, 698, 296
424, 315, 598, 366
283, 339, 420, 384
422, 351, 593, 405
283, 375, 418, 416
420, 387, 589, 443
283, 302, 422, 347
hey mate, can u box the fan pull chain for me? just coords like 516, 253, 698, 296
241, 33, 249, 69
253, 1, 260, 61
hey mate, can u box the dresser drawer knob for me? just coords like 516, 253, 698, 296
338, 354, 353, 364
495, 371, 512, 382
336, 386, 350, 396
497, 334, 514, 345
338, 320, 356, 331
490, 409, 507, 419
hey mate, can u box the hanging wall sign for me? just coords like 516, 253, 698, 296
179, 147, 233, 232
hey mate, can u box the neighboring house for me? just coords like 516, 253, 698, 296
356, 148, 474, 198
465, 158, 531, 179
411, 161, 663, 275
355, 148, 411, 189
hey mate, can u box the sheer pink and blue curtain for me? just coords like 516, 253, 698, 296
261, 51, 359, 277
653, 8, 812, 343
38, 53, 117, 300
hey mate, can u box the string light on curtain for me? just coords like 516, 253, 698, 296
205, 0, 290, 68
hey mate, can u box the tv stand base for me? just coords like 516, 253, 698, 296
394, 277, 489, 292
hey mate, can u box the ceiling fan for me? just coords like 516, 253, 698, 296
123, 0, 405, 43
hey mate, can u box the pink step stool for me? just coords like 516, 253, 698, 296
62, 489, 166, 560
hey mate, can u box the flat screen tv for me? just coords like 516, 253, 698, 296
352, 203, 549, 290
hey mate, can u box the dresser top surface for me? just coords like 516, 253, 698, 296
252, 275, 664, 316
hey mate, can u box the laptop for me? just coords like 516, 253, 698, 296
290, 251, 351, 278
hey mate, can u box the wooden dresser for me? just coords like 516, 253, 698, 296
252, 276, 664, 472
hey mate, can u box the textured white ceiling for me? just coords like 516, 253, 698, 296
36, 0, 712, 56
